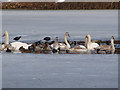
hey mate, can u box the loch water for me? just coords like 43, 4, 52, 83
2, 10, 118, 88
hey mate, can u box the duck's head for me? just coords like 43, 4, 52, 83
65, 32, 70, 37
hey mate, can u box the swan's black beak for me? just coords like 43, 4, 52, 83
2, 33, 5, 37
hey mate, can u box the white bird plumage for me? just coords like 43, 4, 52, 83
50, 32, 70, 50
10, 42, 31, 50
86, 34, 99, 50
51, 37, 59, 50
2, 31, 115, 54
59, 32, 70, 50
3, 31, 31, 51
69, 36, 88, 52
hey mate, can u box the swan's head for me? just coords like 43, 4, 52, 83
65, 32, 70, 37
111, 36, 114, 40
56, 37, 58, 40
86, 34, 91, 38
86, 34, 91, 42
2, 31, 8, 37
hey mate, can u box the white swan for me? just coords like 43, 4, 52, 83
69, 36, 88, 52
59, 32, 71, 50
3, 31, 31, 51
95, 36, 115, 54
86, 34, 99, 50
10, 42, 31, 50
2, 31, 14, 51
50, 32, 70, 50
51, 37, 59, 50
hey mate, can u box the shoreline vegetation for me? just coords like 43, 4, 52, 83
2, 2, 119, 10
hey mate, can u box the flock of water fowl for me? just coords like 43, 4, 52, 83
0, 31, 116, 54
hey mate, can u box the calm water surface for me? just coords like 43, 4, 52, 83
2, 10, 118, 88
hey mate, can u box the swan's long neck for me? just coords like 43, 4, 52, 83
111, 38, 115, 50
88, 35, 91, 43
87, 35, 91, 50
55, 38, 59, 49
65, 35, 70, 49
5, 32, 9, 45
85, 36, 87, 49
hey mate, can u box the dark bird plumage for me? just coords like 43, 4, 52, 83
6, 48, 11, 52
44, 37, 51, 41
52, 49, 58, 53
49, 41, 55, 45
106, 41, 110, 45
19, 46, 32, 53
38, 40, 42, 45
13, 36, 21, 41
28, 45, 35, 51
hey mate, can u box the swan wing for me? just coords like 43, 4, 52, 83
50, 44, 56, 49
70, 45, 87, 52
58, 43, 66, 49
79, 45, 86, 49
50, 43, 59, 49
50, 44, 54, 48
71, 46, 86, 50
11, 41, 29, 50
97, 45, 111, 51
91, 43, 99, 48
74, 49, 87, 52
58, 43, 66, 46
89, 43, 99, 50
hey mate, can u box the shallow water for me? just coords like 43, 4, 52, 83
2, 10, 118, 88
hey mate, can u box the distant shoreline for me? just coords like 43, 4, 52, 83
2, 2, 119, 10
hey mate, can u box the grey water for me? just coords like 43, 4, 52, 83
2, 10, 118, 42
2, 10, 118, 88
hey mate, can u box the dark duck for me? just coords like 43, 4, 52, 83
13, 36, 21, 41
